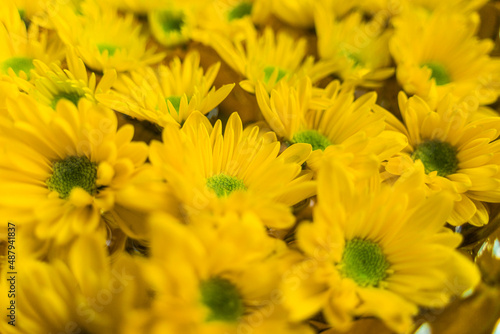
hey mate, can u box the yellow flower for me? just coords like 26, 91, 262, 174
198, 0, 272, 39
0, 2, 65, 80
315, 9, 394, 87
0, 95, 151, 245
390, 8, 500, 108
149, 111, 316, 230
195, 25, 335, 94
384, 92, 500, 226
256, 77, 407, 171
284, 159, 480, 333
138, 211, 313, 334
148, 2, 199, 48
97, 51, 234, 127
12, 47, 116, 109
51, 0, 164, 72
0, 234, 149, 334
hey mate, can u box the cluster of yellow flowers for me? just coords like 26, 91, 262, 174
0, 0, 499, 333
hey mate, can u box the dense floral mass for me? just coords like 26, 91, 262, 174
0, 0, 499, 333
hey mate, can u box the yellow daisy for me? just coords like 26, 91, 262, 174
198, 0, 271, 39
384, 92, 500, 227
97, 51, 234, 127
256, 77, 407, 171
0, 234, 149, 334
284, 159, 480, 333
147, 2, 201, 48
149, 111, 316, 230
390, 8, 500, 108
137, 211, 313, 334
314, 8, 394, 87
0, 95, 151, 245
12, 47, 116, 109
51, 0, 165, 72
0, 2, 65, 80
195, 24, 336, 94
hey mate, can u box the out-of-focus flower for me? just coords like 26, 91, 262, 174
135, 211, 314, 334
51, 0, 164, 72
390, 8, 500, 108
0, 234, 149, 334
315, 9, 394, 87
0, 1, 65, 80
195, 25, 336, 94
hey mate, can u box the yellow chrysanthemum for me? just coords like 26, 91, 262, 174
0, 2, 65, 80
149, 111, 316, 230
147, 2, 200, 48
97, 51, 234, 127
198, 0, 271, 39
284, 159, 480, 333
390, 8, 500, 108
315, 9, 394, 87
256, 77, 407, 171
0, 234, 149, 334
12, 47, 116, 109
195, 25, 335, 94
0, 95, 151, 245
51, 0, 164, 72
134, 211, 313, 334
384, 92, 500, 226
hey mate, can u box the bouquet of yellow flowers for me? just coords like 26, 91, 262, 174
1, 0, 500, 333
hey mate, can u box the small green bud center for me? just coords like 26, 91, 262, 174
206, 173, 247, 198
263, 66, 288, 83
412, 139, 458, 177
292, 130, 332, 151
200, 277, 244, 322
2, 57, 34, 77
51, 91, 85, 109
339, 238, 390, 288
421, 62, 451, 85
228, 2, 253, 21
158, 10, 185, 33
165, 96, 190, 113
46, 156, 98, 199
97, 43, 119, 56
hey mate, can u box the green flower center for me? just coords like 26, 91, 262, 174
206, 173, 247, 198
339, 238, 390, 288
51, 91, 85, 109
228, 2, 253, 21
200, 277, 244, 322
421, 62, 451, 85
263, 66, 288, 83
2, 57, 34, 77
158, 10, 185, 33
46, 156, 98, 199
97, 43, 119, 56
165, 96, 190, 113
292, 130, 332, 151
412, 139, 458, 177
